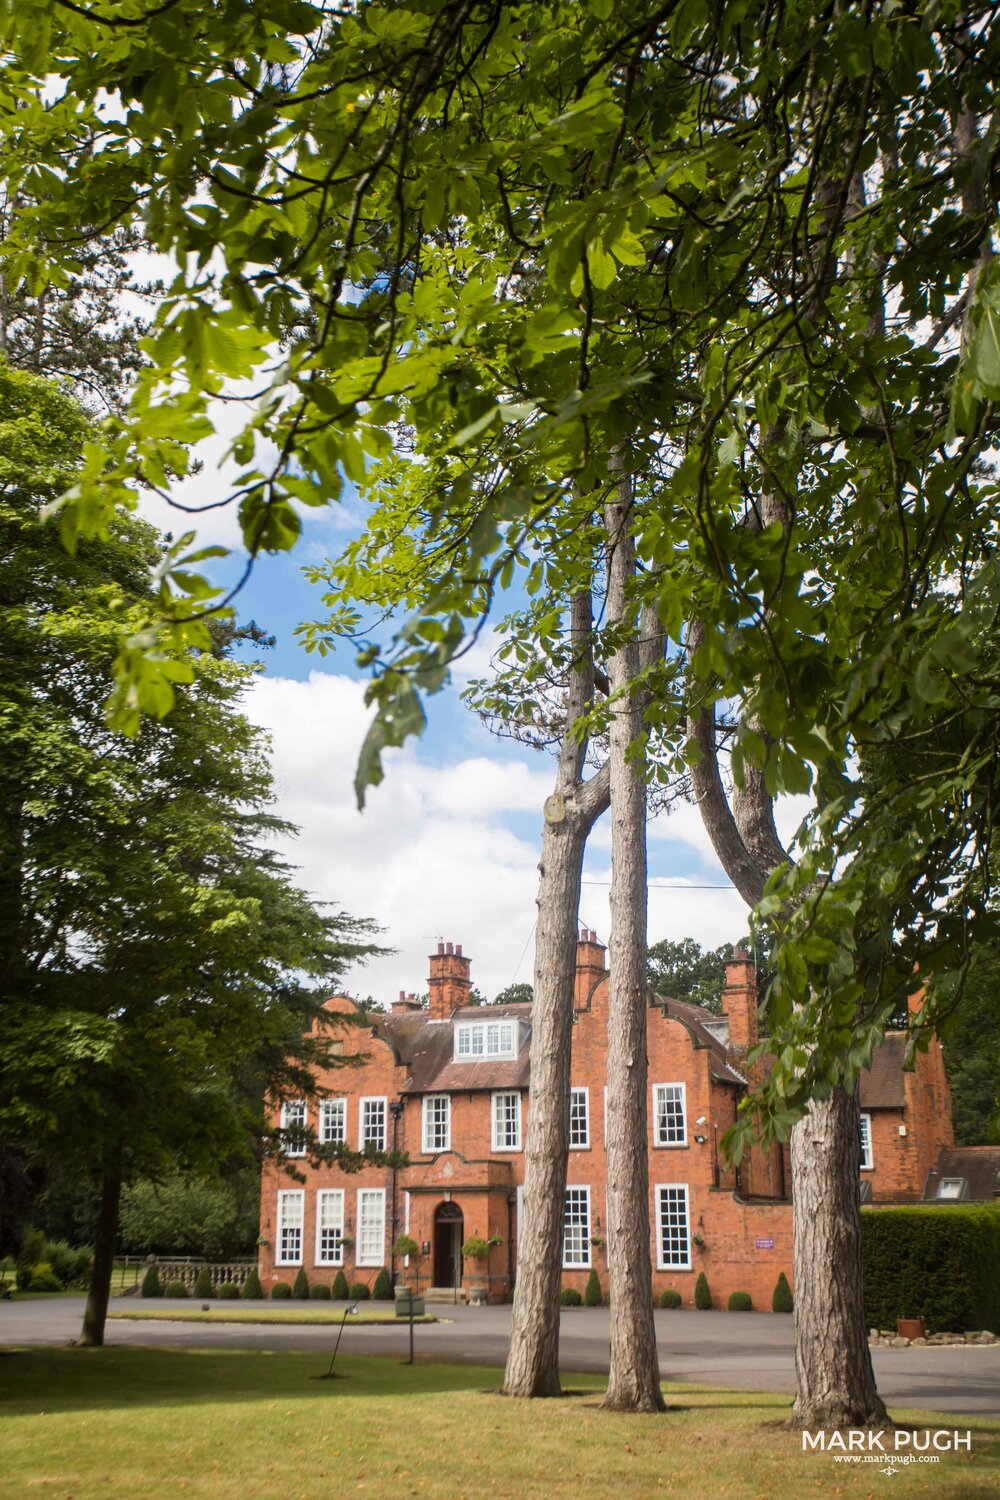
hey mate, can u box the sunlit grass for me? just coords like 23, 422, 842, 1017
109, 1306, 435, 1325
0, 1349, 996, 1500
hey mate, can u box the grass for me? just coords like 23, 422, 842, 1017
109, 1306, 435, 1326
0, 1348, 996, 1500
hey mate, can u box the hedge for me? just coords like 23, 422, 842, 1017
242, 1268, 263, 1300
271, 1282, 292, 1299
658, 1288, 682, 1309
694, 1272, 712, 1310
772, 1272, 793, 1313
560, 1287, 582, 1306
292, 1268, 310, 1300
584, 1269, 602, 1306
193, 1267, 213, 1299
862, 1205, 1000, 1334
727, 1291, 752, 1312
140, 1266, 161, 1298
332, 1270, 350, 1300
372, 1268, 394, 1301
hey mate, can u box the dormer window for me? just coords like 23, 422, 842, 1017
454, 1018, 517, 1060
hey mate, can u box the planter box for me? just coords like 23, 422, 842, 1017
897, 1317, 925, 1341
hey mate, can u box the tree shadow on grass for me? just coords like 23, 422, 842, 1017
0, 1346, 528, 1417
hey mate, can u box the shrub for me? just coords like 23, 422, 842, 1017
728, 1291, 753, 1312
165, 1279, 189, 1298
349, 1281, 371, 1301
332, 1270, 350, 1300
372, 1268, 393, 1301
310, 1282, 331, 1300
560, 1287, 582, 1307
141, 1265, 161, 1298
772, 1272, 794, 1313
694, 1272, 712, 1310
217, 1281, 240, 1299
584, 1268, 603, 1307
393, 1234, 419, 1259
242, 1268, 263, 1300
658, 1288, 682, 1309
193, 1267, 213, 1299
44, 1239, 80, 1286
861, 1205, 1000, 1334
271, 1281, 292, 1299
292, 1268, 310, 1300
28, 1262, 63, 1293
14, 1265, 32, 1291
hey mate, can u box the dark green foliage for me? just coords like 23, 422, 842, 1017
241, 1268, 263, 1300
271, 1282, 292, 1300
584, 1269, 602, 1307
862, 1206, 1000, 1333
658, 1288, 682, 1309
560, 1288, 582, 1306
694, 1272, 712, 1310
349, 1282, 370, 1301
118, 1173, 261, 1259
292, 1268, 309, 1300
727, 1291, 752, 1312
372, 1268, 393, 1301
193, 1267, 213, 1299
140, 1265, 161, 1298
332, 1269, 350, 1300
646, 939, 735, 1014
28, 1262, 63, 1293
939, 949, 1000, 1145
310, 1282, 331, 1300
217, 1281, 240, 1299
772, 1272, 793, 1313
165, 1280, 188, 1298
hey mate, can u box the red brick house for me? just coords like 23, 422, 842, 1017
258, 932, 954, 1308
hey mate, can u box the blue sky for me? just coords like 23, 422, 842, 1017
144, 455, 766, 1003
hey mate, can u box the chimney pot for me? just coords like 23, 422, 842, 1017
446, 941, 454, 956
438, 942, 445, 955
456, 944, 463, 957
399, 990, 405, 1003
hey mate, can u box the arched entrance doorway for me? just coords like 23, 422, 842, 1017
433, 1201, 464, 1289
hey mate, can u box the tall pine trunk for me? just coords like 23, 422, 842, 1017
602, 474, 663, 1413
790, 1088, 887, 1429
78, 1152, 122, 1348
503, 591, 609, 1398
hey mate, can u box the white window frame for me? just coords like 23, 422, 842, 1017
315, 1189, 345, 1266
652, 1082, 687, 1147
276, 1189, 304, 1266
655, 1183, 691, 1271
454, 1019, 516, 1061
422, 1094, 451, 1153
569, 1087, 590, 1149
280, 1099, 307, 1158
359, 1096, 387, 1152
859, 1112, 873, 1171
562, 1186, 591, 1269
492, 1090, 522, 1151
319, 1098, 346, 1145
356, 1188, 386, 1267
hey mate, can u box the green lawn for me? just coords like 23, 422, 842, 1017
110, 1306, 435, 1326
0, 1349, 996, 1499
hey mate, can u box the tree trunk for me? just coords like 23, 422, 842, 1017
503, 589, 609, 1398
78, 1153, 122, 1348
602, 474, 664, 1413
790, 1088, 888, 1429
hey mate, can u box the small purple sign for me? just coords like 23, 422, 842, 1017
755, 1237, 775, 1250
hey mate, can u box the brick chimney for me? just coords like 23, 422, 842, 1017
427, 941, 472, 1021
391, 991, 423, 1014
574, 927, 607, 1007
721, 945, 758, 1053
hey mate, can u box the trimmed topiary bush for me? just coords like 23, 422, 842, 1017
728, 1291, 753, 1312
271, 1281, 292, 1299
584, 1268, 602, 1307
349, 1281, 370, 1301
310, 1282, 331, 1300
560, 1287, 582, 1306
772, 1272, 793, 1313
658, 1288, 682, 1309
193, 1267, 213, 1299
292, 1268, 310, 1300
861, 1205, 1000, 1334
332, 1269, 350, 1300
218, 1281, 240, 1299
242, 1268, 263, 1300
165, 1279, 189, 1298
694, 1272, 712, 1310
372, 1268, 393, 1301
141, 1265, 161, 1298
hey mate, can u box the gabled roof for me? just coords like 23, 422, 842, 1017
859, 1033, 908, 1109
653, 995, 747, 1087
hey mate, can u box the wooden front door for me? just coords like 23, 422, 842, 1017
433, 1202, 464, 1288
